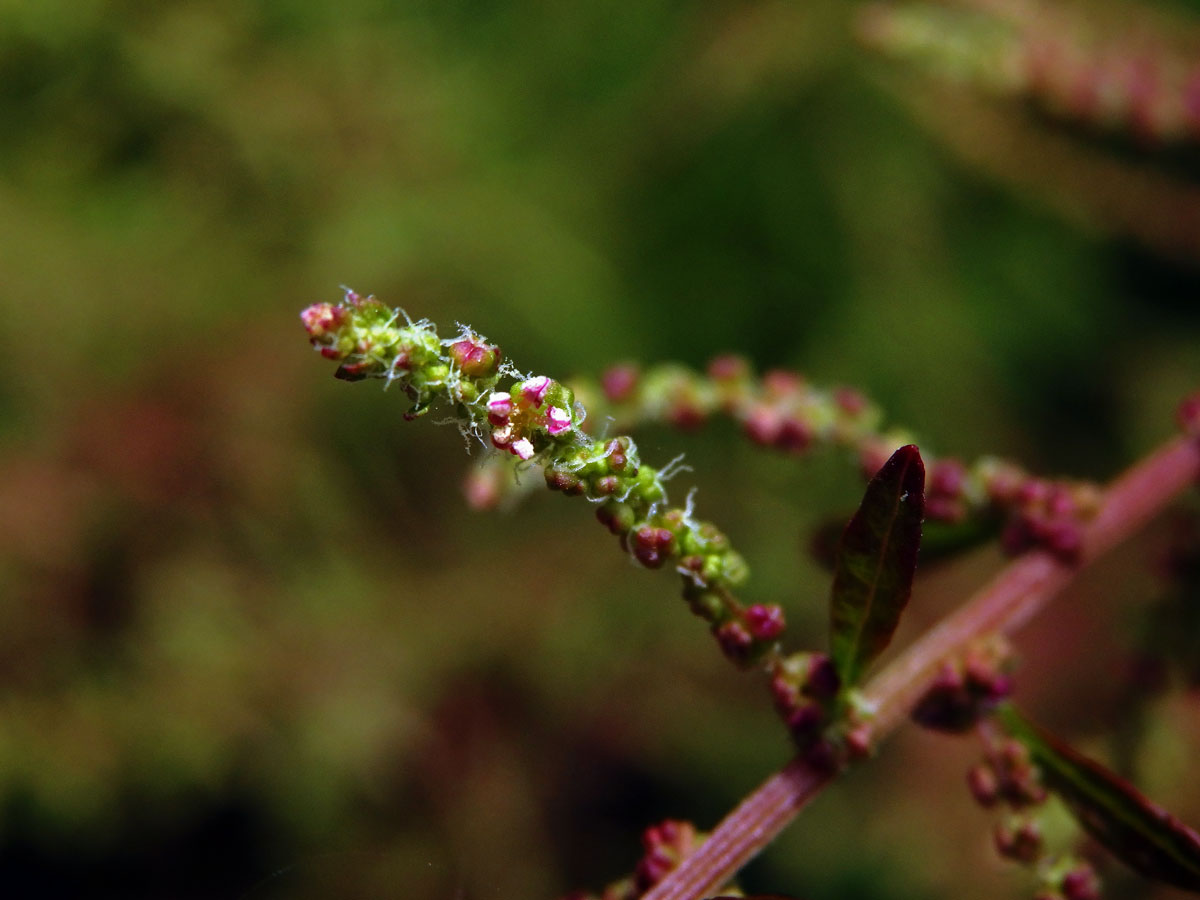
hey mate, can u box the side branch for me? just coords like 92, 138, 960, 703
644, 434, 1200, 900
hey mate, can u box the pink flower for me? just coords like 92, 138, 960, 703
300, 303, 346, 338
486, 392, 513, 425
546, 406, 572, 435
491, 425, 514, 450
520, 376, 552, 406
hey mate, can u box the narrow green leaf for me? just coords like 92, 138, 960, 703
999, 704, 1200, 893
829, 444, 925, 688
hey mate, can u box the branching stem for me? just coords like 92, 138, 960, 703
644, 434, 1200, 900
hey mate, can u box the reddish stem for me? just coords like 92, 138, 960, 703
643, 434, 1200, 900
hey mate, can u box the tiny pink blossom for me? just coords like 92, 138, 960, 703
546, 405, 572, 435
491, 425, 514, 449
300, 303, 346, 338
511, 437, 536, 460
486, 391, 513, 425
520, 376, 552, 406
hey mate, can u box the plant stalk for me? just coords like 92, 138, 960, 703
643, 433, 1200, 900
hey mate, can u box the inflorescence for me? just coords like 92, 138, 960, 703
301, 291, 1192, 900
302, 289, 1103, 755
470, 349, 1104, 564
301, 291, 768, 665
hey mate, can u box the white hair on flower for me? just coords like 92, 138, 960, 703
658, 453, 693, 483
441, 322, 485, 348
431, 413, 485, 452
681, 487, 701, 532
676, 561, 707, 588
498, 359, 530, 382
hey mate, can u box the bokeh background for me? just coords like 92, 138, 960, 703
2, 1, 1199, 898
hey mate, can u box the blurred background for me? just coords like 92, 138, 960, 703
1, 0, 1199, 898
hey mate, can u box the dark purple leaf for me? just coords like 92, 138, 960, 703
829, 445, 925, 688
999, 705, 1200, 893
810, 512, 999, 572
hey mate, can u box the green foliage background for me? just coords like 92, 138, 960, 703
1, 1, 1198, 898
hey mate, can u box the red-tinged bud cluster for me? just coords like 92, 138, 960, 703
300, 302, 347, 340
926, 457, 968, 523
594, 354, 884, 459
677, 582, 783, 666
1000, 479, 1100, 563
302, 294, 766, 684
596, 499, 637, 536
911, 639, 1014, 733
991, 739, 1049, 809
630, 524, 676, 569
744, 603, 786, 641
713, 619, 755, 665
858, 0, 1200, 147
448, 337, 501, 378
768, 652, 844, 758
578, 352, 1102, 554
302, 291, 462, 404
1030, 860, 1103, 900
962, 715, 1096, 892
1060, 864, 1102, 900
559, 819, 728, 900
994, 818, 1043, 863
633, 820, 702, 894
743, 403, 813, 453
967, 762, 1001, 808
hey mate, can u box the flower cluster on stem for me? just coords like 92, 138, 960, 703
858, 0, 1200, 145
968, 721, 1102, 900
474, 355, 1103, 562
301, 292, 754, 660
559, 820, 733, 900
303, 291, 1200, 900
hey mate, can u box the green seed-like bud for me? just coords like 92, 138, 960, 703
717, 551, 749, 586
448, 338, 502, 377
701, 554, 725, 584
590, 474, 620, 496
546, 468, 584, 494
633, 467, 665, 505
596, 501, 636, 536
684, 588, 725, 622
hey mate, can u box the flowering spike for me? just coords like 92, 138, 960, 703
300, 292, 757, 670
